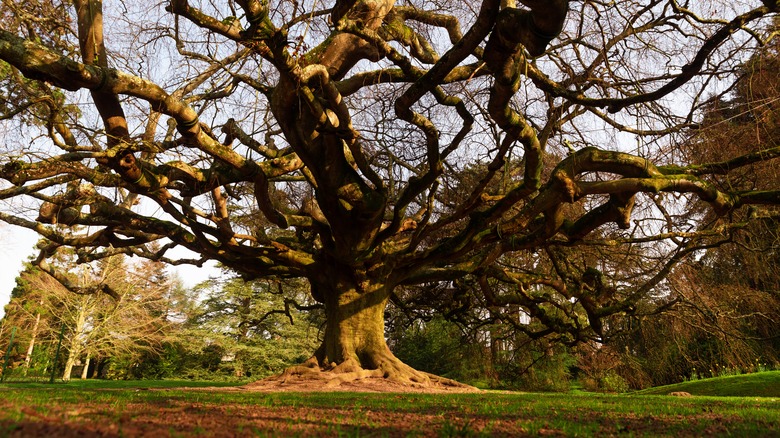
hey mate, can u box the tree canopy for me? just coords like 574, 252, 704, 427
1, 0, 779, 387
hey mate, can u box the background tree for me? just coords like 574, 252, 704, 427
0, 265, 59, 379
2, 249, 173, 380
187, 272, 321, 379
1, 0, 780, 387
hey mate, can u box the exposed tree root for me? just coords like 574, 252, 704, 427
244, 355, 479, 393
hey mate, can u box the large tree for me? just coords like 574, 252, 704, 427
1, 0, 780, 386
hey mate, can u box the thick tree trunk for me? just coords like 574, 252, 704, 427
275, 271, 467, 389
318, 281, 392, 368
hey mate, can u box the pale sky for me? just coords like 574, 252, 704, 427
0, 225, 38, 319
0, 224, 217, 319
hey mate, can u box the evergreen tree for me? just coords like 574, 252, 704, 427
189, 273, 322, 379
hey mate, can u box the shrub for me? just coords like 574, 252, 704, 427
600, 372, 629, 393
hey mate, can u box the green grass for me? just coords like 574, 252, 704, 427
635, 370, 780, 397
1, 377, 779, 436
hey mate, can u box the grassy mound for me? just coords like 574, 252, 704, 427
636, 371, 780, 397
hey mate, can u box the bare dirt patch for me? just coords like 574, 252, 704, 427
237, 372, 481, 393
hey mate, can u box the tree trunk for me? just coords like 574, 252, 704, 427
279, 271, 463, 388
62, 305, 88, 381
89, 358, 99, 378
318, 280, 392, 367
80, 356, 90, 379
23, 310, 42, 376
62, 349, 76, 381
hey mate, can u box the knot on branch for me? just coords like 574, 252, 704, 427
0, 160, 27, 185
552, 168, 580, 202
609, 193, 635, 230
37, 203, 81, 225
36, 183, 104, 225
165, 0, 187, 14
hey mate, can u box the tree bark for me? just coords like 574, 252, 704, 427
89, 358, 99, 379
23, 308, 42, 376
320, 276, 389, 362
62, 304, 88, 381
62, 349, 76, 381
80, 356, 90, 380
280, 270, 459, 387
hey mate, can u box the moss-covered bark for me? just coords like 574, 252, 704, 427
276, 270, 464, 387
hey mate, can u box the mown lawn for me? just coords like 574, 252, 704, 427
0, 377, 778, 436
635, 370, 780, 397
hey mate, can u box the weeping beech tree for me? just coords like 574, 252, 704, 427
1, 0, 780, 386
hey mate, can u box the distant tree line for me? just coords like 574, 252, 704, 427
0, 248, 321, 382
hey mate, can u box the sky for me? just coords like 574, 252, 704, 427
0, 224, 218, 319
0, 226, 38, 319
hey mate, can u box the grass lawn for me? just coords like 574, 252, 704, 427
0, 376, 778, 436
635, 370, 780, 397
